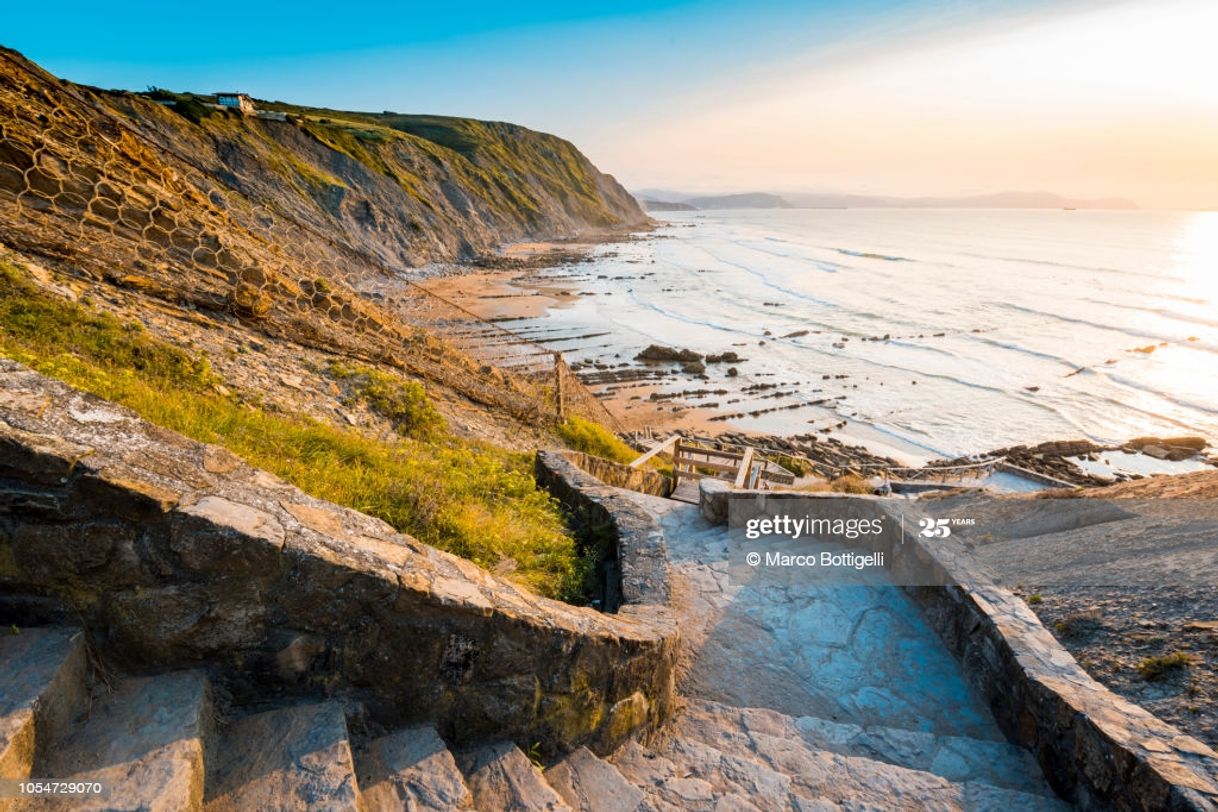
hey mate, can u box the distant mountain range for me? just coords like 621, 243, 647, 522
634, 188, 1138, 211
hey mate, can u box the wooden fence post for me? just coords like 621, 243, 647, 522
554, 352, 565, 420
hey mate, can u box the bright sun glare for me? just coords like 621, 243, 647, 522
1174, 212, 1218, 304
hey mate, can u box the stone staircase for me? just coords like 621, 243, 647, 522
1, 626, 1072, 811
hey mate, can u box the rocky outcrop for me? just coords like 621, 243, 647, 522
0, 361, 676, 755
633, 345, 702, 363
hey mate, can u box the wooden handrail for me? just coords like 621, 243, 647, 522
629, 434, 678, 468
734, 447, 755, 488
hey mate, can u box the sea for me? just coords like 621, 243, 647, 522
512, 209, 1218, 463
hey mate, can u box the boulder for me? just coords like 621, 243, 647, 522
634, 345, 702, 363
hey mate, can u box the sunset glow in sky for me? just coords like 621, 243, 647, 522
7, 0, 1216, 208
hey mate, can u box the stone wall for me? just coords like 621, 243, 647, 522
557, 450, 672, 498
0, 362, 677, 756
535, 451, 671, 609
700, 481, 1218, 811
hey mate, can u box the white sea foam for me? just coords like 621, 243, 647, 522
522, 208, 1218, 456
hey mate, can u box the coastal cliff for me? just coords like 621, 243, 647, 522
0, 48, 646, 270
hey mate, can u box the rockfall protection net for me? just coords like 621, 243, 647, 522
0, 51, 622, 431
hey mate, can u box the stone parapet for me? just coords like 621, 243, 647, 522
534, 450, 671, 608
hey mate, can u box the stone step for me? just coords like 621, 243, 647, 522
961, 781, 1076, 812
612, 728, 1073, 812
795, 714, 1054, 798
681, 699, 1056, 797
203, 701, 360, 812
544, 746, 646, 812
0, 627, 87, 787
355, 724, 475, 811
22, 669, 212, 812
457, 741, 573, 812
609, 738, 782, 811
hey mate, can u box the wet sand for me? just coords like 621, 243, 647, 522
420, 259, 930, 461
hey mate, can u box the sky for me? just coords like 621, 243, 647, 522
5, 0, 1216, 209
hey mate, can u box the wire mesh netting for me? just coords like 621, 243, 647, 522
0, 50, 622, 431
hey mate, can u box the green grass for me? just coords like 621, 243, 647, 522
0, 261, 586, 600
326, 361, 445, 439
555, 415, 638, 464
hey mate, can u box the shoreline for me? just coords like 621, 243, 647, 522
420, 237, 1217, 486
420, 236, 970, 466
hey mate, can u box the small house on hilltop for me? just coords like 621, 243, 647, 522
214, 92, 255, 115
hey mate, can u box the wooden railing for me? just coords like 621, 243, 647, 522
669, 437, 796, 490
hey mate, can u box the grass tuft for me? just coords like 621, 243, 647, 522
555, 415, 637, 464
327, 360, 445, 439
1137, 651, 1197, 681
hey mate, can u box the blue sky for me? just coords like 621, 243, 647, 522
6, 1, 1215, 206
4, 0, 1050, 123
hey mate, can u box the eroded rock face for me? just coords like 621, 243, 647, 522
0, 362, 677, 755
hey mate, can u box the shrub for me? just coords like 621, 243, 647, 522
0, 263, 212, 388
172, 98, 214, 125
778, 455, 813, 477
555, 415, 636, 464
795, 473, 873, 494
1137, 651, 1197, 681
828, 474, 871, 494
1053, 608, 1103, 638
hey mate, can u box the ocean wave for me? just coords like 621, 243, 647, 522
1101, 373, 1218, 417
626, 297, 753, 336
834, 413, 954, 458
881, 339, 960, 359
835, 248, 913, 262
1083, 300, 1218, 331
957, 251, 1165, 280
731, 238, 847, 274
993, 302, 1218, 354
971, 336, 1082, 367
701, 251, 842, 308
